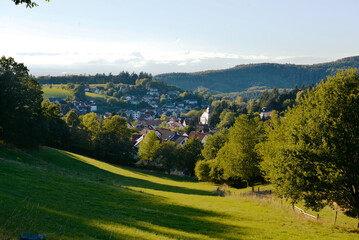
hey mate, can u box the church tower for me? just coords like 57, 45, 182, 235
200, 106, 210, 125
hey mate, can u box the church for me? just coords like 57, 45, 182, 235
200, 106, 210, 125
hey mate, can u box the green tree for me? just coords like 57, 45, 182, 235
81, 112, 101, 146
201, 128, 228, 161
180, 137, 203, 176
97, 115, 134, 165
72, 83, 87, 101
0, 56, 46, 148
65, 110, 80, 127
155, 141, 179, 173
138, 131, 160, 166
217, 110, 235, 128
258, 69, 359, 226
217, 114, 265, 186
42, 100, 70, 148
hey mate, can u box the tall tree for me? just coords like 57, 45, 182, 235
97, 115, 134, 165
258, 69, 359, 226
155, 141, 179, 173
138, 131, 160, 166
217, 114, 265, 186
42, 100, 70, 148
82, 112, 101, 145
180, 137, 203, 176
201, 128, 228, 161
0, 56, 45, 148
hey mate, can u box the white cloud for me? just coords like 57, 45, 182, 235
0, 32, 320, 75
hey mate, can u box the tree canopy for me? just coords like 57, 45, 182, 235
258, 69, 359, 225
0, 56, 46, 148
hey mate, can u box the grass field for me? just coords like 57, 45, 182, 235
0, 147, 358, 240
42, 86, 72, 99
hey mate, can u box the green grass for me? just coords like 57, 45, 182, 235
85, 92, 108, 100
0, 147, 358, 239
42, 86, 72, 99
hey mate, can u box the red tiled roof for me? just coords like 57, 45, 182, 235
188, 131, 207, 141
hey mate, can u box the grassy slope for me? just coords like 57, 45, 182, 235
0, 147, 358, 240
42, 86, 72, 99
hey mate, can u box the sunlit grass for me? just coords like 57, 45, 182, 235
0, 147, 358, 239
42, 86, 72, 99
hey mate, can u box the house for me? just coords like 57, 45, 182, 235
185, 99, 198, 105
196, 124, 210, 133
132, 134, 144, 145
260, 107, 273, 119
167, 90, 180, 96
170, 121, 183, 130
89, 100, 97, 112
90, 87, 100, 94
126, 110, 141, 120
171, 134, 188, 146
156, 128, 176, 141
144, 120, 163, 129
188, 131, 208, 144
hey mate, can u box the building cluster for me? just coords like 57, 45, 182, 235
49, 98, 98, 115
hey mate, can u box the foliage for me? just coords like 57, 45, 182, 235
258, 69, 359, 223
180, 137, 203, 176
81, 112, 101, 144
201, 128, 228, 161
37, 71, 151, 85
216, 115, 265, 186
42, 100, 70, 148
11, 0, 49, 8
217, 110, 235, 128
72, 83, 87, 101
0, 56, 46, 148
138, 131, 160, 165
97, 115, 134, 165
155, 141, 179, 173
65, 110, 80, 127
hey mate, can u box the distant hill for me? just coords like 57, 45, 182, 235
155, 56, 359, 93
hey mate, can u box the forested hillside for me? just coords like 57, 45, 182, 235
155, 56, 359, 93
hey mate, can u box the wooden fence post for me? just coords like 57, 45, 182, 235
334, 211, 338, 224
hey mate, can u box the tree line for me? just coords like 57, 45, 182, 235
138, 131, 202, 176
155, 56, 359, 93
37, 72, 152, 85
0, 56, 134, 165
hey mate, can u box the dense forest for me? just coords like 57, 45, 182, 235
155, 56, 359, 93
37, 71, 152, 85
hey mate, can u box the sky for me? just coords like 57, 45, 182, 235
1, 0, 359, 76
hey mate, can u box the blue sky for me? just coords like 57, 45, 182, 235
1, 0, 359, 75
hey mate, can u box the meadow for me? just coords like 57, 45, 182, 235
41, 85, 72, 99
0, 147, 358, 239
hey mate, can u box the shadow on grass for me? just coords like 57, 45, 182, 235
0, 159, 250, 239
51, 148, 213, 196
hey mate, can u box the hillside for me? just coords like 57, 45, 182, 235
155, 56, 359, 93
0, 147, 358, 239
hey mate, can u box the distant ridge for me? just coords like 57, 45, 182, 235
155, 56, 359, 93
